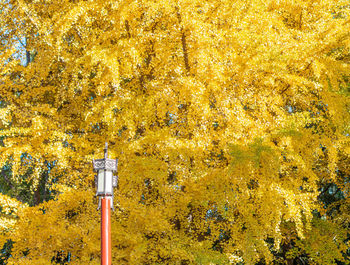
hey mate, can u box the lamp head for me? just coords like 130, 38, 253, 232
92, 142, 118, 197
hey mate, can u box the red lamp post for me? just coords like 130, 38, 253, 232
101, 197, 111, 264
93, 143, 118, 265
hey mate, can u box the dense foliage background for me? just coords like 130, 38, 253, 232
0, 0, 349, 264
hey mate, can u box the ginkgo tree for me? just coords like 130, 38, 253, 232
0, 0, 350, 264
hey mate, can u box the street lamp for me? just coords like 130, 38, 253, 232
93, 142, 118, 265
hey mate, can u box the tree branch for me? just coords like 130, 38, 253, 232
176, 7, 190, 74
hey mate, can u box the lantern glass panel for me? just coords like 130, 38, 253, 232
97, 170, 105, 194
105, 170, 113, 194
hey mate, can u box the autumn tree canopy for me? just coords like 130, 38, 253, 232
0, 0, 350, 264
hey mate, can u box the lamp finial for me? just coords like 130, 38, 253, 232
104, 142, 108, 159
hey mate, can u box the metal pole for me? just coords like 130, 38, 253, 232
101, 197, 111, 265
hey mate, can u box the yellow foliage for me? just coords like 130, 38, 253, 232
0, 0, 349, 264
